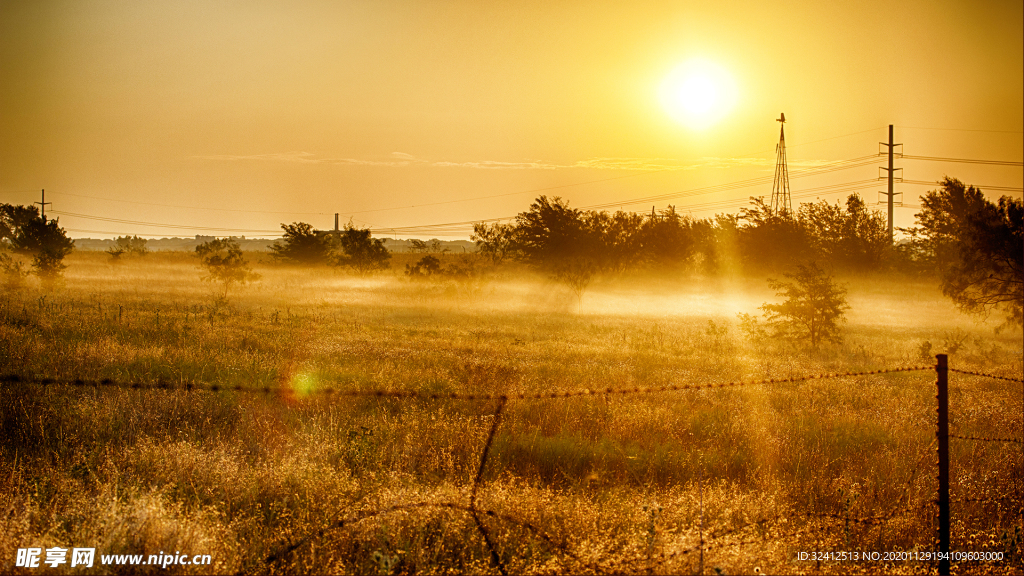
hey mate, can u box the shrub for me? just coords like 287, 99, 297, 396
405, 255, 443, 278
0, 249, 28, 290
107, 235, 149, 262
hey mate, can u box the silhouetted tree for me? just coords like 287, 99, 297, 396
736, 198, 810, 271
592, 210, 646, 272
336, 224, 390, 274
0, 204, 39, 241
641, 206, 699, 269
907, 177, 1022, 328
799, 194, 888, 270
472, 222, 519, 264
554, 260, 597, 311
513, 196, 598, 267
0, 204, 75, 284
271, 222, 335, 264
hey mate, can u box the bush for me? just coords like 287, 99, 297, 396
405, 255, 443, 278
0, 249, 28, 290
107, 235, 149, 262
405, 255, 475, 281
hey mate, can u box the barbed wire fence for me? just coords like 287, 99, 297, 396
2, 356, 1022, 574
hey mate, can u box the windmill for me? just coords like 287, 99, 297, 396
769, 113, 792, 216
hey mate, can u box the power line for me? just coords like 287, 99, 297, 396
65, 228, 284, 238
899, 155, 1023, 167
50, 210, 283, 234
896, 125, 1024, 135
44, 156, 900, 238
376, 178, 889, 233
10, 128, 893, 236
360, 156, 883, 234
901, 180, 1023, 193
49, 190, 327, 216
580, 156, 880, 211
648, 181, 893, 216
49, 142, 1022, 238
340, 128, 889, 217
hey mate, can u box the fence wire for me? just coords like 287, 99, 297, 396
948, 368, 1024, 384
949, 433, 1023, 444
4, 361, 1020, 574
0, 365, 934, 400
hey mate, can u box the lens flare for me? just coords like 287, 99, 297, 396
289, 371, 317, 398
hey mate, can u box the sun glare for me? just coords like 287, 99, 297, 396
659, 59, 738, 130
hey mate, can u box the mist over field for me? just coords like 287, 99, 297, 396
0, 243, 1021, 574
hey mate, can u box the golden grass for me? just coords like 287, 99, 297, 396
0, 251, 1020, 574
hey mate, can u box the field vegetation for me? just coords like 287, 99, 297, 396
1, 249, 1021, 575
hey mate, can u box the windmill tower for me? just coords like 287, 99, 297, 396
770, 113, 792, 216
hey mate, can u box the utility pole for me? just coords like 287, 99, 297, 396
770, 113, 792, 216
35, 189, 52, 222
879, 125, 903, 244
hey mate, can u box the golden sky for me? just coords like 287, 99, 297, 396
1, 0, 1021, 239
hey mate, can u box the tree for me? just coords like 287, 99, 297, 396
907, 177, 1022, 328
553, 260, 597, 311
472, 221, 518, 264
591, 210, 646, 272
512, 196, 597, 267
751, 262, 849, 347
271, 222, 335, 264
335, 224, 390, 274
799, 194, 889, 270
641, 206, 698, 269
195, 238, 260, 301
0, 204, 39, 241
1, 205, 75, 284
736, 197, 810, 271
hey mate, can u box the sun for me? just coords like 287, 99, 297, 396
659, 59, 738, 130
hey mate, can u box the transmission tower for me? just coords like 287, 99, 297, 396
770, 113, 792, 216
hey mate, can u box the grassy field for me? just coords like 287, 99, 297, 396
1, 251, 1021, 575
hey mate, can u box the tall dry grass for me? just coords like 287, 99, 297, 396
0, 251, 1020, 574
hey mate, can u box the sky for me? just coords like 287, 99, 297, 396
1, 0, 1022, 239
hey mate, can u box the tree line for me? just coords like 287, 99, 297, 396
473, 178, 1021, 327
472, 193, 890, 275
1, 176, 1019, 328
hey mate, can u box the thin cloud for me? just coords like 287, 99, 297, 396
194, 152, 828, 171
193, 151, 324, 163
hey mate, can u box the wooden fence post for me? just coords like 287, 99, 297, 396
936, 353, 950, 576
